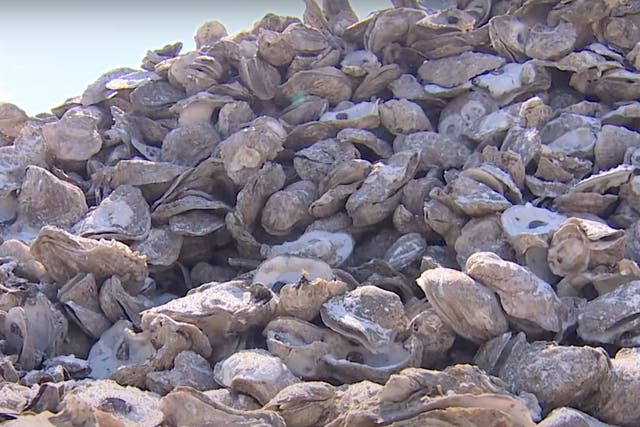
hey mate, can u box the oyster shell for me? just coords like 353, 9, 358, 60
58, 273, 111, 339
214, 349, 300, 405
73, 185, 150, 241
87, 320, 155, 380
585, 348, 640, 427
577, 280, 640, 346
31, 226, 148, 295
160, 386, 286, 427
476, 332, 610, 412
58, 379, 163, 427
143, 280, 277, 342
416, 268, 509, 343
217, 116, 287, 186
42, 107, 103, 161
465, 252, 568, 334
320, 285, 409, 354
263, 381, 337, 427
4, 292, 68, 370
17, 165, 87, 231
253, 255, 335, 292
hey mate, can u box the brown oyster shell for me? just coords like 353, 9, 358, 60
416, 268, 509, 344
31, 226, 148, 295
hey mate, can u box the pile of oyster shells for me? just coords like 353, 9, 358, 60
2, 0, 640, 425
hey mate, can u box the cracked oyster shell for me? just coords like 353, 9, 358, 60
294, 139, 360, 184
407, 303, 456, 367
454, 214, 514, 267
239, 56, 281, 101
214, 349, 300, 405
384, 232, 427, 271
444, 174, 512, 217
168, 210, 225, 237
108, 159, 189, 189
438, 90, 497, 140
264, 316, 352, 379
236, 161, 286, 226
340, 50, 380, 77
526, 22, 577, 61
321, 285, 408, 354
474, 61, 552, 106
353, 63, 403, 102
594, 125, 640, 171
322, 335, 422, 385
99, 275, 151, 327
394, 131, 470, 172
168, 52, 225, 95
130, 226, 183, 267
218, 100, 255, 138
161, 123, 221, 167
146, 351, 217, 395
379, 99, 432, 135
416, 268, 508, 343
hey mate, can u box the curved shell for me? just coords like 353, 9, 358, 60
416, 268, 508, 343
18, 165, 88, 229
268, 231, 354, 267
31, 226, 148, 295
60, 379, 163, 427
320, 285, 409, 354
143, 280, 277, 341
214, 349, 300, 405
253, 255, 335, 291
73, 185, 151, 241
465, 252, 568, 333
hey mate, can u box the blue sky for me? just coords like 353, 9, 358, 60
0, 1, 390, 116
